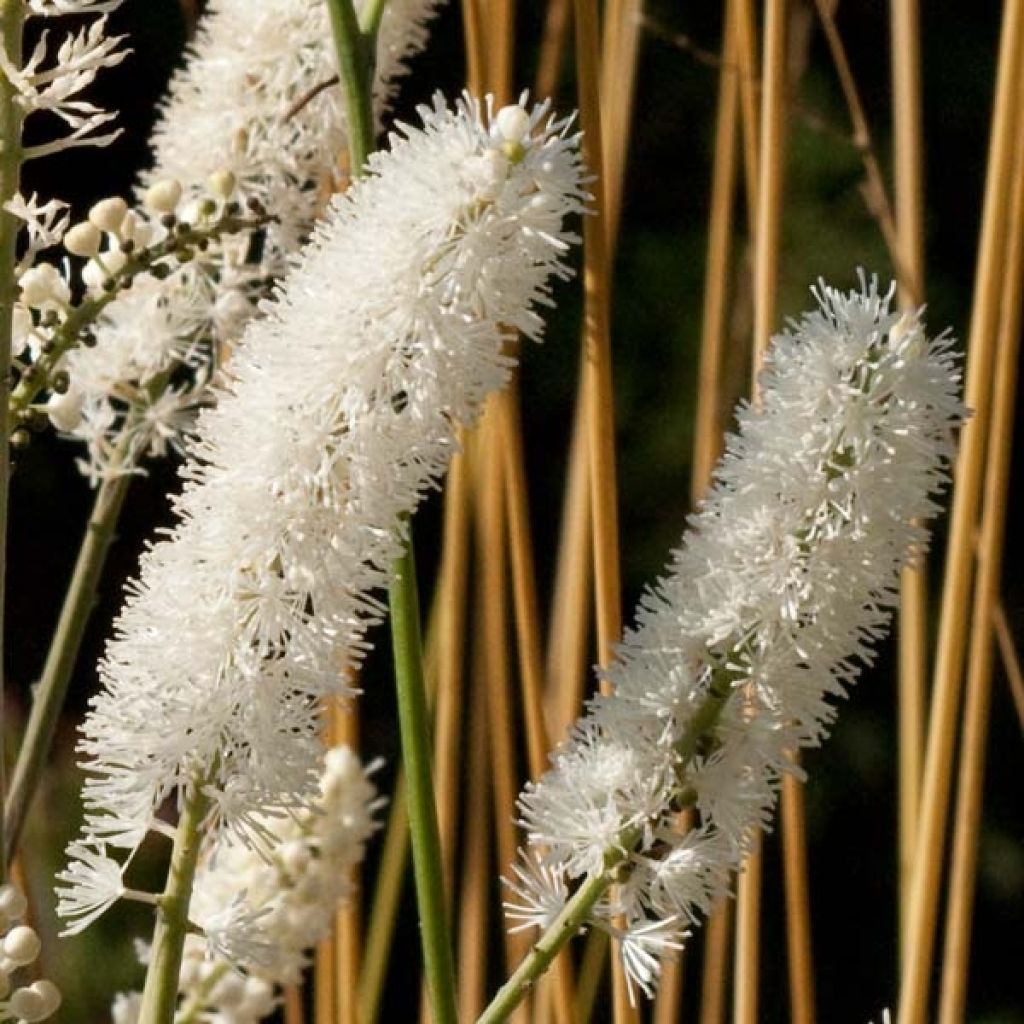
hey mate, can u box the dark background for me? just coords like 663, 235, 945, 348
7, 1, 1022, 1020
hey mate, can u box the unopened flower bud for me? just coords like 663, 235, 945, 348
8, 985, 47, 1022
495, 104, 530, 143
144, 179, 183, 214
88, 197, 128, 235
11, 306, 33, 359
208, 169, 237, 200
18, 265, 70, 309
3, 925, 41, 966
64, 222, 103, 259
0, 885, 27, 921
46, 387, 85, 433
27, 981, 60, 1017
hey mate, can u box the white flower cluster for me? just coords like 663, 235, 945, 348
109, 747, 380, 1024
0, 0, 127, 159
511, 279, 964, 1000
0, 884, 61, 1022
62, 0, 441, 480
58, 95, 585, 932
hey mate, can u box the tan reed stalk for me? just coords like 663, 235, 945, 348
734, 5, 787, 1021
994, 604, 1024, 729
572, 0, 632, 1017
333, 702, 362, 1024
890, 0, 928, 960
433, 443, 471, 895
898, 4, 1024, 1021
536, 0, 571, 99
315, 939, 336, 1023
284, 985, 305, 1024
733, 834, 763, 1024
653, 811, 695, 1024
691, 0, 741, 497
735, 0, 760, 230
575, 927, 609, 1022
457, 628, 494, 1021
460, 0, 487, 106
936, 96, 1024, 1024
699, 898, 734, 1024
781, 761, 816, 1024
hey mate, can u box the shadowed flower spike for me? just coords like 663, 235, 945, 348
61, 0, 443, 480
512, 275, 964, 1002
59, 93, 585, 932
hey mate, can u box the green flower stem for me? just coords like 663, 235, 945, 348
325, 0, 374, 173
0, 0, 26, 884
138, 781, 211, 1024
359, 0, 391, 40
389, 539, 458, 1024
4, 468, 132, 863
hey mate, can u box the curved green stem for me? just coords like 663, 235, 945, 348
389, 540, 458, 1024
0, 0, 27, 884
138, 781, 211, 1024
325, 0, 375, 172
4, 469, 132, 862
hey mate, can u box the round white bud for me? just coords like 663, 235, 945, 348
279, 839, 311, 876
240, 977, 275, 1018
0, 884, 28, 921
495, 104, 530, 143
63, 222, 103, 259
27, 981, 60, 1017
10, 307, 32, 359
7, 985, 47, 1021
88, 197, 128, 234
208, 169, 237, 200
144, 179, 183, 214
46, 387, 85, 433
3, 925, 41, 966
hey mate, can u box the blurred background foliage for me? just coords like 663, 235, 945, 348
6, 0, 1022, 1020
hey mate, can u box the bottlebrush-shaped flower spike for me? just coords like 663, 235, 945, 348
59, 94, 585, 931
512, 276, 964, 1002
62, 0, 443, 480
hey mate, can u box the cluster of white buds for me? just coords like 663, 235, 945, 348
0, 885, 60, 1023
0, 1, 128, 160
60, 0, 442, 481
510, 279, 964, 1001
7, 176, 269, 460
109, 747, 380, 1024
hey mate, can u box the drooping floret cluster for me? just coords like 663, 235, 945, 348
57, 0, 442, 480
58, 94, 586, 935
105, 747, 381, 1024
510, 278, 964, 1000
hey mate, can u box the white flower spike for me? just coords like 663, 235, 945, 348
513, 276, 964, 1001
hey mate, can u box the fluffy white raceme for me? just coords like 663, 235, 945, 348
108, 747, 380, 1024
58, 94, 585, 934
511, 278, 964, 1001
0, 2, 128, 158
62, 0, 442, 480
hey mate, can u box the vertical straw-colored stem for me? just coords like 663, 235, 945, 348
4, 471, 131, 862
898, 4, 1024, 1022
138, 783, 211, 1024
536, 0, 571, 99
284, 986, 305, 1024
781, 762, 816, 1024
572, 1, 629, 1016
333, 703, 362, 1024
734, 0, 760, 230
936, 92, 1024, 1024
390, 538, 459, 1024
699, 895, 734, 1024
994, 605, 1024, 728
0, 0, 27, 884
890, 0, 928, 963
733, 834, 763, 1024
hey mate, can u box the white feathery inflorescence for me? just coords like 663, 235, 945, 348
58, 93, 585, 935
106, 747, 380, 1024
510, 277, 964, 1001
62, 0, 442, 480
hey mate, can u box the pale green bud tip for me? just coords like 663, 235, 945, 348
208, 169, 237, 200
144, 179, 184, 214
63, 222, 103, 259
87, 198, 128, 235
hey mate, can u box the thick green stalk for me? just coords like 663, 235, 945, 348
138, 782, 211, 1024
389, 540, 459, 1024
0, 0, 26, 883
325, 0, 375, 172
4, 470, 132, 862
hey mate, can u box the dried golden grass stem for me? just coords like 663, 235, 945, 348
699, 901, 733, 1024
315, 939, 336, 1023
733, 835, 763, 1024
653, 811, 695, 1024
994, 604, 1024, 730
536, 0, 571, 99
890, 0, 928, 959
781, 766, 816, 1024
898, 4, 1024, 1021
734, 0, 760, 230
332, 703, 362, 1024
284, 985, 305, 1024
460, 0, 487, 99
692, 0, 740, 496
936, 96, 1024, 1024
